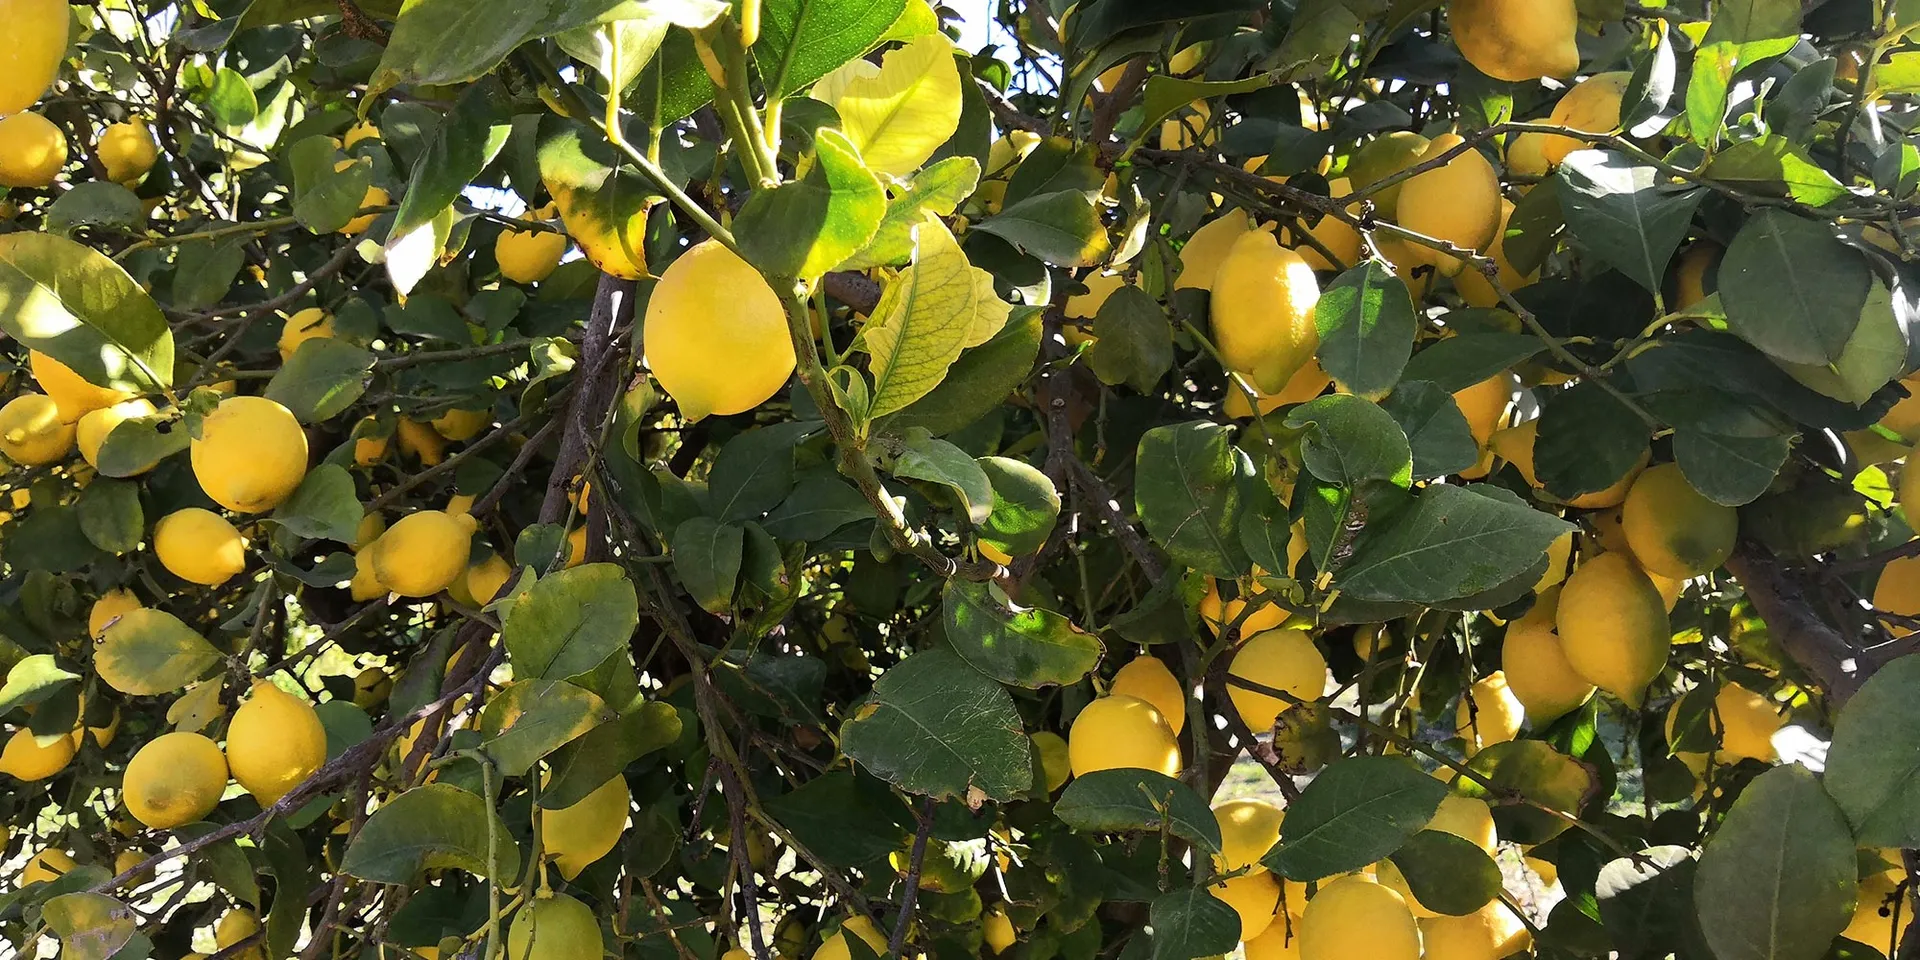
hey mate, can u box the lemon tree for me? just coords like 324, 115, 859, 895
11, 1, 1920, 960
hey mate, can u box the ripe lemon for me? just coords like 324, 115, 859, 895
1200, 577, 1290, 636
983, 904, 1016, 954
215, 908, 267, 960
354, 512, 386, 550
1214, 798, 1283, 873
1227, 629, 1327, 733
466, 553, 513, 605
154, 508, 247, 585
1110, 655, 1186, 734
354, 420, 390, 466
1874, 554, 1920, 635
1299, 876, 1420, 960
76, 398, 157, 470
191, 396, 309, 513
645, 240, 795, 420
397, 418, 446, 465
507, 897, 608, 960
1214, 871, 1282, 940
1429, 795, 1499, 854
1707, 683, 1784, 763
1557, 552, 1669, 706
542, 773, 630, 880
1296, 179, 1363, 272
496, 212, 570, 284
1244, 922, 1303, 960
372, 510, 477, 597
226, 680, 327, 805
1346, 131, 1430, 218
21, 848, 77, 885
1455, 671, 1523, 754
336, 159, 389, 235
1031, 730, 1071, 791
1225, 358, 1334, 418
0, 111, 66, 187
0, 0, 69, 115
1846, 864, 1909, 950
1505, 132, 1551, 181
124, 731, 227, 828
1159, 100, 1213, 151
1453, 200, 1537, 308
89, 588, 143, 636
1067, 694, 1181, 778
1176, 210, 1253, 291
350, 547, 388, 601
30, 350, 134, 420
278, 307, 334, 361
352, 667, 392, 709
342, 120, 380, 148
0, 393, 75, 464
1395, 134, 1501, 276
1500, 589, 1593, 724
0, 725, 75, 780
97, 119, 158, 184
1211, 227, 1321, 393
814, 915, 886, 960
1418, 901, 1530, 960
1449, 0, 1580, 82
1453, 371, 1516, 453
1539, 73, 1632, 167
1064, 270, 1126, 343
1671, 243, 1720, 310
431, 407, 489, 441
1621, 463, 1737, 580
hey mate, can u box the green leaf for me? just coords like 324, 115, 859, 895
1826, 654, 1920, 847
1386, 831, 1502, 916
42, 893, 137, 960
1267, 756, 1447, 881
1134, 421, 1255, 578
1139, 72, 1284, 141
875, 306, 1040, 437
501, 563, 640, 681
762, 771, 913, 868
1596, 846, 1699, 959
289, 136, 369, 235
1149, 888, 1241, 960
389, 79, 512, 244
1554, 150, 1706, 295
1086, 283, 1174, 393
540, 701, 683, 809
94, 412, 187, 478
202, 66, 258, 127
1703, 0, 1802, 43
810, 33, 963, 179
1693, 765, 1855, 960
170, 235, 248, 311
96, 610, 223, 696
370, 0, 551, 95
761, 477, 874, 541
1283, 394, 1414, 486
735, 128, 885, 281
476, 678, 614, 778
862, 216, 1012, 418
671, 517, 744, 615
943, 580, 1100, 688
0, 655, 80, 715
1456, 740, 1595, 844
1703, 136, 1849, 207
754, 0, 907, 97
628, 31, 717, 125
75, 478, 143, 555
273, 465, 362, 543
1340, 484, 1575, 604
895, 430, 993, 524
840, 649, 1031, 802
385, 205, 455, 298
340, 783, 521, 883
1673, 420, 1794, 507
1775, 279, 1907, 405
708, 423, 815, 522
973, 189, 1111, 268
0, 232, 173, 394
1534, 379, 1650, 500
1054, 769, 1222, 854
551, 16, 670, 94
978, 455, 1061, 557
1719, 208, 1873, 366
1275, 0, 1364, 74
1686, 41, 1737, 149
1379, 381, 1480, 479
44, 183, 145, 237
1398, 333, 1543, 393
265, 338, 376, 424
840, 156, 980, 271
1314, 260, 1417, 399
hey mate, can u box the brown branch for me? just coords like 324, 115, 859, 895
336, 0, 391, 42
184, 242, 360, 386
540, 275, 634, 525
889, 797, 937, 958
1726, 543, 1878, 708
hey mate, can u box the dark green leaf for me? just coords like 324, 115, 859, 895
273, 465, 362, 543
840, 649, 1031, 802
708, 422, 815, 522
1267, 756, 1447, 881
1086, 284, 1174, 393
762, 772, 913, 868
1719, 208, 1872, 366
389, 79, 512, 243
541, 701, 683, 809
753, 0, 907, 97
1673, 427, 1792, 507
1149, 888, 1240, 960
265, 338, 376, 423
1693, 765, 1855, 960
1399, 333, 1543, 393
973, 189, 1110, 268
1555, 150, 1705, 294
762, 477, 873, 541
1596, 846, 1699, 959
1134, 421, 1254, 578
895, 430, 993, 525
289, 136, 370, 235
671, 517, 744, 615
1826, 654, 1920, 847
1534, 379, 1650, 500
170, 235, 248, 311
44, 183, 145, 237
1283, 394, 1414, 486
1387, 831, 1502, 916
476, 678, 614, 778
202, 67, 258, 127
978, 455, 1061, 558
1456, 740, 1595, 844
340, 783, 521, 883
943, 580, 1100, 688
501, 563, 640, 681
370, 1, 550, 94
1054, 769, 1222, 854
1314, 260, 1416, 398
93, 412, 187, 478
1379, 381, 1480, 478
75, 478, 143, 555
1338, 484, 1575, 604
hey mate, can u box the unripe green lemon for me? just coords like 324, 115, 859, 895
191, 396, 309, 513
124, 731, 227, 828
507, 893, 605, 960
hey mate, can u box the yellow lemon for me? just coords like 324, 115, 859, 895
352, 666, 392, 709
0, 393, 75, 464
0, 0, 70, 116
335, 158, 389, 235
278, 307, 333, 362
1244, 921, 1303, 960
1429, 794, 1499, 854
644, 239, 795, 420
542, 773, 630, 880
814, 916, 887, 960
97, 119, 158, 184
1500, 589, 1593, 725
350, 547, 388, 601
1449, 0, 1580, 81
431, 407, 490, 442
1453, 199, 1537, 308
0, 725, 75, 780
21, 848, 77, 886
342, 120, 380, 148
1621, 463, 1738, 580
1065, 270, 1126, 343
1455, 670, 1523, 754
113, 849, 146, 878
1875, 554, 1920, 635
226, 680, 327, 805
1418, 901, 1530, 960
1110, 655, 1186, 734
1454, 371, 1516, 453
1032, 730, 1071, 791
1067, 695, 1181, 778
354, 422, 390, 466
1200, 576, 1291, 635
215, 908, 267, 960
983, 904, 1016, 954
1296, 179, 1363, 272
1214, 798, 1284, 874
75, 398, 157, 470
1539, 72, 1632, 167
467, 553, 514, 605
1214, 871, 1282, 940
1212, 228, 1322, 393
372, 510, 478, 597
154, 508, 248, 585
1346, 131, 1430, 218
1506, 132, 1551, 181
1177, 210, 1254, 291
30, 350, 134, 421
1671, 243, 1720, 310
89, 588, 143, 636
397, 418, 446, 466
0, 111, 66, 187
496, 225, 570, 284
191, 396, 309, 513
1395, 134, 1501, 276
1225, 358, 1334, 418
1709, 683, 1784, 763
1299, 876, 1420, 960
354, 511, 386, 550
1159, 100, 1213, 151
1845, 865, 1910, 951
1557, 552, 1669, 706
1227, 629, 1327, 733
124, 731, 227, 828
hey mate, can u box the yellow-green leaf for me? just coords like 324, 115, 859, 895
861, 215, 1011, 419
812, 33, 963, 178
96, 609, 224, 696
43, 893, 137, 960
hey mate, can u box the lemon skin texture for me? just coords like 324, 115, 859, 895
1214, 871, 1282, 940
20, 848, 77, 886
1244, 921, 1303, 960
0, 393, 75, 464
335, 159, 390, 235
1453, 199, 1538, 308
371, 510, 478, 597
1067, 695, 1181, 778
1346, 131, 1429, 218
1557, 552, 1670, 707
76, 398, 157, 470
645, 240, 796, 420
1299, 876, 1421, 960
983, 905, 1016, 954
1709, 683, 1783, 763
1449, 0, 1580, 82
507, 893, 608, 960
1176, 210, 1253, 291
1227, 629, 1327, 733
497, 226, 569, 283
1621, 463, 1738, 580
29, 350, 134, 421
466, 553, 514, 605
215, 909, 267, 960
1500, 589, 1593, 725
1539, 73, 1632, 166
1455, 670, 1523, 754
191, 396, 309, 513
1031, 730, 1071, 791
541, 773, 630, 880
1210, 228, 1322, 394
431, 407, 489, 441
1110, 655, 1186, 734
1396, 134, 1502, 276
0, 111, 66, 187
0, 0, 71, 117
1214, 798, 1284, 874
97, 119, 157, 183
0, 725, 75, 780
1199, 577, 1290, 636
813, 916, 887, 960
124, 731, 228, 828
397, 418, 446, 465
226, 681, 327, 806
154, 508, 248, 585
1418, 902, 1531, 960
278, 307, 334, 362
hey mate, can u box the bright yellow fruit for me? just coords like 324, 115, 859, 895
1110, 655, 1186, 734
1212, 227, 1322, 393
644, 239, 795, 420
542, 773, 630, 880
1418, 902, 1530, 960
1214, 798, 1284, 874
371, 510, 477, 598
89, 588, 143, 636
1671, 243, 1720, 310
983, 904, 1016, 954
1621, 463, 1737, 580
431, 407, 490, 442
278, 307, 333, 361
1429, 795, 1499, 855
1454, 371, 1516, 453
350, 547, 388, 601
76, 398, 156, 470
397, 418, 445, 466
1214, 871, 1282, 940
1346, 131, 1430, 218
467, 553, 514, 605
1159, 100, 1213, 151
1067, 694, 1181, 778
352, 666, 392, 709
354, 511, 386, 551
813, 915, 887, 960
1177, 210, 1253, 291
226, 680, 327, 806
1454, 199, 1537, 307
0, 393, 75, 464
335, 159, 389, 235
1557, 552, 1670, 706
1227, 629, 1327, 733
1225, 358, 1334, 418
1876, 554, 1920, 636
0, 725, 75, 780
0, 0, 70, 116
1501, 589, 1594, 725
0, 111, 66, 187
1539, 72, 1632, 167
1449, 0, 1580, 81
1296, 179, 1362, 272
30, 350, 134, 421
1455, 670, 1523, 753
124, 731, 227, 828
342, 120, 380, 148
1846, 864, 1910, 951
192, 396, 309, 513
216, 908, 267, 960
1200, 577, 1291, 635
97, 119, 158, 184
1709, 683, 1783, 763
154, 508, 248, 585
1506, 132, 1551, 182
1032, 730, 1071, 791
1299, 876, 1420, 960
21, 848, 77, 886
113, 849, 145, 877
496, 223, 569, 284
565, 525, 587, 567
1244, 921, 1303, 960
1065, 269, 1126, 321
1395, 134, 1501, 276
